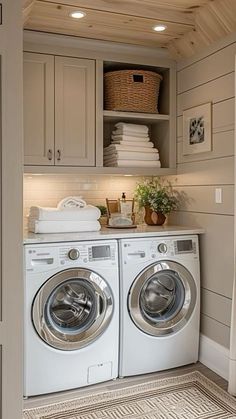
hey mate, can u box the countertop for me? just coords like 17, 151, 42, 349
24, 224, 204, 245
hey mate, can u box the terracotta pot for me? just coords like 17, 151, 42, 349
144, 206, 166, 226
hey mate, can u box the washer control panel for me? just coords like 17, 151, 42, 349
25, 241, 117, 272
59, 243, 116, 265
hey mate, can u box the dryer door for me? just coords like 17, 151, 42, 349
32, 268, 113, 350
128, 261, 197, 336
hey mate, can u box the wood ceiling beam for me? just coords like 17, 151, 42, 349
23, 0, 36, 24
168, 0, 236, 59
23, 0, 35, 7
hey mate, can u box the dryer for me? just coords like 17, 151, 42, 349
24, 240, 119, 396
119, 235, 200, 377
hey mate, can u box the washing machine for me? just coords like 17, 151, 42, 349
24, 240, 119, 396
119, 235, 200, 377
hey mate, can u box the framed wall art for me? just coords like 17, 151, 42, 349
183, 102, 212, 155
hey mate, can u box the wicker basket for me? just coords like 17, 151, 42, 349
104, 69, 163, 113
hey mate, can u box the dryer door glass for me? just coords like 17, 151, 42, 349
32, 268, 113, 350
140, 271, 185, 323
129, 261, 197, 336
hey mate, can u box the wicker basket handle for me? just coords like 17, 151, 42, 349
132, 74, 144, 83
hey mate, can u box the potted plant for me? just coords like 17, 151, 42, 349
134, 178, 177, 226
96, 205, 108, 226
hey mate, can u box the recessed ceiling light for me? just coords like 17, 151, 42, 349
69, 11, 86, 19
153, 24, 167, 32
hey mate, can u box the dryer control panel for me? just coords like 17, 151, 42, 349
122, 235, 199, 265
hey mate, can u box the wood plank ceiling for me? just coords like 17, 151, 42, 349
23, 0, 236, 58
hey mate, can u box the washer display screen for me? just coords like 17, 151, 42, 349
91, 245, 111, 260
176, 240, 193, 253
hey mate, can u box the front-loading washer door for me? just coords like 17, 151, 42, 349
32, 268, 113, 350
128, 261, 197, 336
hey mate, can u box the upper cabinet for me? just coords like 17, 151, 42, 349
24, 53, 54, 165
23, 53, 96, 167
55, 57, 95, 166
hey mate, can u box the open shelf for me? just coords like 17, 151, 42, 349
24, 165, 176, 176
102, 59, 176, 172
103, 110, 170, 124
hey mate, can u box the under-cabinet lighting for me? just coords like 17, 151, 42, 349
69, 10, 86, 19
26, 174, 44, 177
124, 175, 133, 177
153, 24, 167, 32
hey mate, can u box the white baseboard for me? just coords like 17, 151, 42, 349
199, 334, 229, 380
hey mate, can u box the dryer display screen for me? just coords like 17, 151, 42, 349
176, 240, 193, 253
91, 245, 111, 260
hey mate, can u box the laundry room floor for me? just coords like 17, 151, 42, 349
23, 362, 228, 409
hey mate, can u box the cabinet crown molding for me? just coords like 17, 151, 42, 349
23, 30, 174, 67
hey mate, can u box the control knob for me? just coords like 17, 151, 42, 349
157, 243, 167, 254
68, 248, 80, 260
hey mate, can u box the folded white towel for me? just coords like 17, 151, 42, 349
57, 196, 87, 210
104, 160, 161, 168
104, 151, 159, 161
111, 140, 154, 148
28, 219, 101, 234
115, 123, 148, 133
112, 131, 149, 139
104, 144, 158, 153
29, 205, 101, 221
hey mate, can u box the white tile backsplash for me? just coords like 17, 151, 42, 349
24, 174, 146, 227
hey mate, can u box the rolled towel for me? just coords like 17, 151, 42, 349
104, 151, 159, 161
104, 159, 161, 168
104, 144, 158, 153
111, 140, 154, 148
28, 219, 101, 234
29, 205, 101, 221
57, 196, 87, 210
112, 131, 149, 139
115, 123, 148, 133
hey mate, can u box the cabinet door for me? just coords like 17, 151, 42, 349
55, 57, 95, 166
24, 52, 54, 165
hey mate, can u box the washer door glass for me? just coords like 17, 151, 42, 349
129, 261, 197, 336
32, 268, 113, 350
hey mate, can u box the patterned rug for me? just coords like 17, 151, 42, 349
23, 372, 236, 419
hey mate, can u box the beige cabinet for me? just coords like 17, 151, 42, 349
24, 53, 54, 165
55, 57, 95, 166
24, 53, 95, 167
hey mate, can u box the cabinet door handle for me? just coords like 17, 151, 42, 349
47, 149, 53, 161
57, 150, 61, 161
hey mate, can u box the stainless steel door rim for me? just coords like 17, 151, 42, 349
128, 261, 197, 336
32, 268, 113, 351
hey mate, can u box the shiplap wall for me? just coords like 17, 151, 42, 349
169, 37, 236, 349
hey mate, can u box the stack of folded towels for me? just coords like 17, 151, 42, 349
28, 196, 101, 234
104, 122, 161, 168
